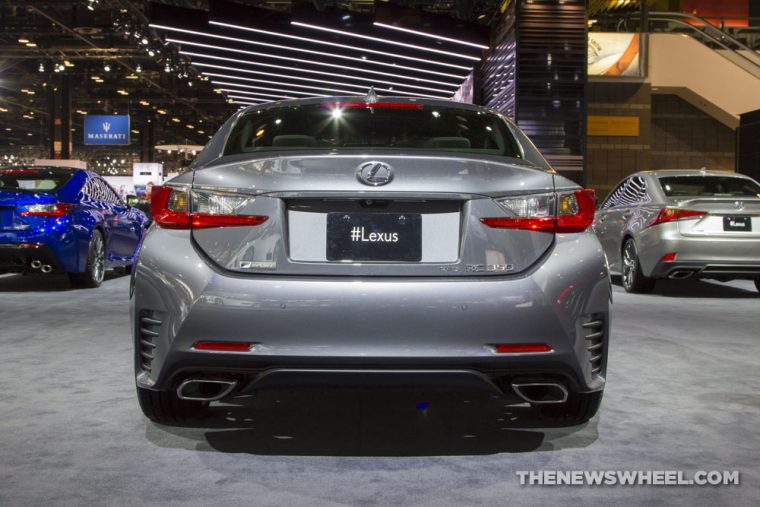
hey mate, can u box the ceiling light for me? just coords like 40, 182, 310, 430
136, 64, 142, 73
18, 37, 29, 44
154, 22, 471, 72
171, 117, 181, 123
157, 109, 167, 115
186, 124, 194, 129
194, 64, 446, 99
222, 89, 300, 100
331, 108, 343, 119
373, 22, 489, 50
139, 100, 150, 106
38, 62, 45, 72
126, 74, 138, 79
165, 36, 467, 81
206, 74, 359, 95
217, 85, 322, 97
291, 22, 481, 61
63, 60, 74, 67
104, 62, 111, 72
25, 42, 37, 47
227, 94, 290, 103
181, 51, 455, 94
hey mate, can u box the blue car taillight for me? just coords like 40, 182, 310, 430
19, 203, 75, 217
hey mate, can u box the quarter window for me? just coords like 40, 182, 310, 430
602, 176, 649, 209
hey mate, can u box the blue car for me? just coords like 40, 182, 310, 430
0, 166, 149, 287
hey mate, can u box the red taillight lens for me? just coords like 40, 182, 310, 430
556, 189, 596, 233
493, 343, 553, 353
480, 189, 596, 234
151, 185, 191, 229
661, 252, 678, 263
151, 186, 268, 230
19, 203, 75, 217
321, 101, 424, 110
193, 341, 254, 352
650, 208, 707, 227
191, 213, 268, 229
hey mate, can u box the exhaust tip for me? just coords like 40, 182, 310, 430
176, 379, 237, 402
30, 260, 42, 269
512, 382, 568, 404
41, 264, 53, 273
668, 270, 694, 280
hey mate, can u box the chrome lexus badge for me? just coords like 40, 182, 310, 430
357, 161, 394, 186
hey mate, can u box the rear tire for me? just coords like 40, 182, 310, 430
136, 386, 209, 425
538, 391, 603, 425
621, 238, 655, 294
68, 230, 106, 288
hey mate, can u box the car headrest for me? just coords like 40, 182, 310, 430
272, 135, 318, 147
424, 137, 471, 149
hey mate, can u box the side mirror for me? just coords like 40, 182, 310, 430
126, 195, 139, 207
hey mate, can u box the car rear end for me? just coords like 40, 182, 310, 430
637, 172, 760, 281
0, 167, 83, 274
131, 98, 610, 423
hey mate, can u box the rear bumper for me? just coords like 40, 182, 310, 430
638, 225, 760, 279
0, 223, 81, 273
0, 243, 63, 273
132, 229, 611, 395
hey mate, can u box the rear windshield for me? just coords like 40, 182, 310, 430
0, 167, 73, 194
659, 175, 760, 198
224, 102, 532, 161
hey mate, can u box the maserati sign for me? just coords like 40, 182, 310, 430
83, 115, 130, 145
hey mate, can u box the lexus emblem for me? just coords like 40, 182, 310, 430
357, 161, 394, 186
734, 200, 745, 211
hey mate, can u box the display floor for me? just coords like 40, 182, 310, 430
0, 273, 758, 506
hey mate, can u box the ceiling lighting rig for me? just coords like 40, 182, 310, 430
148, 3, 489, 108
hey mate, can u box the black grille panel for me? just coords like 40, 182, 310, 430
582, 316, 605, 375
138, 311, 162, 373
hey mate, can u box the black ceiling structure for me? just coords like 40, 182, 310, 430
148, 0, 492, 108
0, 0, 500, 172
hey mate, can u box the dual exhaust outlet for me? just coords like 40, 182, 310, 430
175, 377, 569, 405
668, 269, 695, 280
30, 259, 52, 273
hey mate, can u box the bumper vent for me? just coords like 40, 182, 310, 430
138, 311, 162, 373
582, 317, 605, 375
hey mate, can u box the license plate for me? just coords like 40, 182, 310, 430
326, 212, 422, 261
723, 216, 752, 232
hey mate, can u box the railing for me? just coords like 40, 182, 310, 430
592, 11, 760, 73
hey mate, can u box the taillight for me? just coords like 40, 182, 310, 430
19, 203, 75, 217
649, 208, 707, 227
193, 341, 255, 352
481, 189, 596, 233
151, 186, 268, 230
492, 343, 553, 353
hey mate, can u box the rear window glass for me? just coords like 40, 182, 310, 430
659, 176, 760, 198
0, 168, 73, 194
224, 102, 531, 161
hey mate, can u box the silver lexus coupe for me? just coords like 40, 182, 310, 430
131, 97, 610, 426
595, 169, 760, 293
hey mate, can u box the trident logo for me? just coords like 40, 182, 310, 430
102, 122, 111, 133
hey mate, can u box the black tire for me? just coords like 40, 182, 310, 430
68, 229, 106, 288
539, 391, 603, 425
136, 386, 209, 425
621, 238, 656, 294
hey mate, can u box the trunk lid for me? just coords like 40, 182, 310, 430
670, 197, 760, 237
190, 154, 557, 277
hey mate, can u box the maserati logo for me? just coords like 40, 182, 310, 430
102, 122, 111, 133
357, 161, 393, 186
734, 201, 745, 211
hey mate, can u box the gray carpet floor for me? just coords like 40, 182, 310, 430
0, 272, 758, 506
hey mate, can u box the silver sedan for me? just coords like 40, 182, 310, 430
131, 96, 610, 426
594, 169, 760, 293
